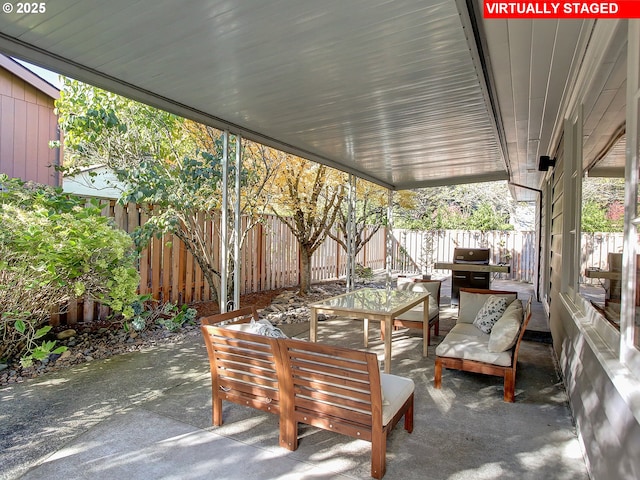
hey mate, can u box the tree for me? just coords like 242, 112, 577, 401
55, 77, 184, 171
175, 123, 281, 299
55, 80, 279, 302
269, 156, 346, 294
581, 177, 625, 233
329, 179, 387, 260
393, 182, 518, 230
467, 202, 513, 232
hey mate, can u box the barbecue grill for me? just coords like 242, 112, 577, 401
433, 248, 510, 304
450, 248, 491, 303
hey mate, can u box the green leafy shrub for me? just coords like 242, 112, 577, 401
0, 175, 140, 364
124, 295, 197, 333
155, 303, 197, 332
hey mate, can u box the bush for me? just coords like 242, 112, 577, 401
0, 175, 140, 364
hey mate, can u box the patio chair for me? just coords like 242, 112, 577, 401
388, 279, 441, 355
278, 337, 414, 479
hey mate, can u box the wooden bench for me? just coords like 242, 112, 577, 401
434, 288, 533, 402
200, 307, 415, 479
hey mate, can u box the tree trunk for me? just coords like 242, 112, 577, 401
175, 230, 220, 301
299, 246, 313, 295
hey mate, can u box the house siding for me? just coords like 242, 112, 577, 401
0, 64, 60, 186
546, 118, 640, 480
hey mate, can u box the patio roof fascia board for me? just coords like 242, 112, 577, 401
458, 0, 510, 178
0, 32, 397, 191
395, 171, 509, 191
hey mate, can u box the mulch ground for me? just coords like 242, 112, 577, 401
190, 287, 294, 318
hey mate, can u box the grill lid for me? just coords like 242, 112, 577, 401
453, 248, 490, 264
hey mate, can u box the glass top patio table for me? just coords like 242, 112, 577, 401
309, 287, 430, 373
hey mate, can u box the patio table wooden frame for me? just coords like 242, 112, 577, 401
309, 287, 430, 373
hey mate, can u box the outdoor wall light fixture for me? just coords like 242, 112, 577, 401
538, 155, 556, 171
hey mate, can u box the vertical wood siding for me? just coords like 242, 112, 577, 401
0, 67, 60, 186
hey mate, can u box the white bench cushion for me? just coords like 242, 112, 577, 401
435, 323, 512, 367
380, 373, 414, 426
457, 291, 517, 324
224, 319, 287, 338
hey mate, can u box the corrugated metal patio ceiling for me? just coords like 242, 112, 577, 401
0, 0, 507, 191
0, 1, 604, 199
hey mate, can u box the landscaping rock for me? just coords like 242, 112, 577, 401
56, 329, 77, 340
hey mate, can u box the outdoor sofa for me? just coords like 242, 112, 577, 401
434, 288, 532, 402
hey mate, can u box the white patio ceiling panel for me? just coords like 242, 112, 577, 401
0, 0, 507, 190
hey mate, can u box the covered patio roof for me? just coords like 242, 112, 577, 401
0, 1, 624, 200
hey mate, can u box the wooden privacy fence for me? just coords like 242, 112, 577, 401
57, 200, 387, 324
56, 198, 623, 325
390, 229, 537, 283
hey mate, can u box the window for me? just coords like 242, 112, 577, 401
624, 21, 640, 356
580, 167, 625, 330
580, 21, 640, 365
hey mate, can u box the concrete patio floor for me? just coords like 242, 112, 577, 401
1, 279, 589, 480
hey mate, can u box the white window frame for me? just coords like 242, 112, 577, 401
621, 20, 640, 371
563, 108, 583, 301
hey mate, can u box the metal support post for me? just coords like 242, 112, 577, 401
346, 174, 356, 291
220, 130, 229, 313
233, 134, 242, 310
386, 189, 393, 289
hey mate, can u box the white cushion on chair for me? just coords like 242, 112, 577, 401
380, 373, 414, 426
488, 299, 523, 352
396, 281, 440, 321
395, 297, 439, 321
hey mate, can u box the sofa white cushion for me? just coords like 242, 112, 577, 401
488, 299, 523, 352
448, 322, 487, 338
435, 323, 512, 367
457, 291, 517, 324
380, 373, 414, 426
473, 295, 508, 334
